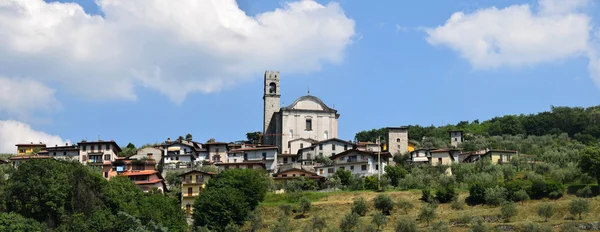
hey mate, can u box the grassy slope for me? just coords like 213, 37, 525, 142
255, 190, 600, 231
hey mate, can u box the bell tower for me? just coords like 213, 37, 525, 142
263, 71, 281, 146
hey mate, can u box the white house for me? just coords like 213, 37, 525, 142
78, 140, 121, 165
227, 146, 278, 171
42, 144, 79, 161
161, 140, 201, 165
206, 142, 228, 164
409, 149, 430, 165
297, 138, 355, 165
286, 138, 317, 155
316, 149, 391, 177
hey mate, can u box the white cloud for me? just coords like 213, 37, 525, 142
0, 77, 61, 120
0, 120, 70, 154
0, 0, 355, 104
425, 0, 591, 69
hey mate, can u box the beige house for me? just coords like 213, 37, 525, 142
429, 148, 461, 166
78, 140, 121, 165
316, 149, 392, 177
179, 170, 216, 215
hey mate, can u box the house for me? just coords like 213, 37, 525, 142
179, 170, 216, 215
409, 148, 430, 165
226, 146, 278, 171
206, 141, 228, 164
78, 140, 121, 165
272, 168, 325, 188
161, 139, 203, 167
449, 130, 464, 147
105, 158, 165, 192
429, 148, 461, 166
9, 155, 51, 168
121, 170, 166, 193
286, 138, 317, 156
357, 142, 381, 152
386, 127, 409, 155
15, 142, 46, 155
130, 146, 163, 162
277, 154, 298, 166
41, 144, 79, 161
297, 138, 355, 165
215, 161, 266, 171
480, 150, 517, 164
316, 149, 391, 177
408, 141, 416, 153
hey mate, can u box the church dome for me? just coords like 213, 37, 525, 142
281, 95, 337, 113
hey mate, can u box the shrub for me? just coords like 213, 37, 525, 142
512, 190, 530, 203
418, 205, 437, 226
373, 194, 394, 215
225, 223, 241, 232
248, 210, 262, 232
470, 216, 487, 232
372, 212, 388, 231
500, 201, 517, 222
435, 185, 457, 203
299, 197, 311, 216
395, 217, 417, 232
560, 223, 580, 232
333, 169, 352, 187
279, 204, 292, 216
397, 198, 414, 214
365, 175, 379, 191
431, 221, 449, 232
457, 215, 472, 225
272, 214, 291, 232
537, 203, 554, 222
575, 186, 592, 198
569, 198, 589, 220
363, 224, 378, 232
385, 165, 408, 187
451, 197, 465, 210
484, 186, 507, 206
468, 183, 487, 204
351, 197, 368, 217
422, 188, 435, 203
339, 212, 360, 232
312, 216, 327, 232
348, 174, 365, 191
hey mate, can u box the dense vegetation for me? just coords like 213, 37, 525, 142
0, 159, 186, 231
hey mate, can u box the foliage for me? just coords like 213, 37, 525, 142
395, 216, 417, 232
192, 187, 249, 231
431, 221, 449, 232
537, 203, 554, 222
351, 197, 368, 216
512, 190, 530, 203
451, 197, 465, 210
365, 175, 379, 191
560, 223, 581, 232
347, 174, 365, 191
421, 188, 435, 203
418, 205, 437, 226
333, 169, 352, 187
185, 133, 193, 141
575, 185, 593, 198
372, 212, 388, 231
246, 132, 262, 144
278, 204, 292, 216
467, 183, 488, 204
164, 171, 183, 190
435, 184, 457, 203
206, 168, 269, 210
397, 198, 414, 214
339, 212, 360, 232
312, 216, 328, 232
373, 194, 394, 215
578, 147, 600, 183
225, 223, 241, 232
569, 198, 589, 220
469, 217, 487, 232
384, 165, 408, 187
271, 214, 291, 232
500, 201, 517, 222
0, 212, 43, 231
299, 197, 311, 216
248, 210, 262, 232
484, 186, 507, 206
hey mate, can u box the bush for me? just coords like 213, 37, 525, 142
470, 216, 487, 232
457, 215, 472, 225
537, 203, 554, 222
560, 223, 581, 232
512, 190, 530, 203
312, 216, 327, 232
0, 212, 43, 231
272, 214, 291, 232
365, 175, 379, 191
484, 186, 507, 206
395, 217, 417, 232
279, 204, 292, 216
351, 197, 368, 217
451, 197, 465, 210
299, 197, 311, 216
193, 187, 249, 231
418, 205, 437, 226
468, 183, 487, 204
385, 165, 408, 187
225, 223, 241, 232
339, 212, 360, 232
348, 174, 365, 191
421, 188, 435, 203
372, 212, 388, 231
435, 185, 457, 203
569, 198, 589, 220
397, 198, 414, 214
431, 221, 449, 232
333, 169, 352, 187
575, 186, 592, 198
373, 194, 394, 215
500, 201, 517, 222
248, 210, 262, 232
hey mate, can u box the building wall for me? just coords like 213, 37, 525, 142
281, 110, 338, 150
180, 173, 212, 215
430, 152, 452, 166
131, 147, 163, 161
288, 139, 314, 155
79, 143, 118, 164
49, 150, 80, 161
207, 144, 227, 163
16, 145, 46, 155
298, 140, 353, 161
263, 71, 281, 146
411, 150, 429, 162
387, 128, 408, 156
450, 132, 463, 147
408, 143, 415, 152
163, 144, 196, 164
487, 152, 514, 164
316, 166, 336, 177
330, 152, 388, 177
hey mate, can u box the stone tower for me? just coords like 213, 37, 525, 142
449, 130, 463, 147
263, 71, 281, 146
386, 127, 408, 156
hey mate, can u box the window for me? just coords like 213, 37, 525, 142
188, 187, 193, 196
319, 169, 323, 174
319, 144, 323, 150
361, 165, 367, 171
332, 152, 335, 156
319, 152, 323, 156
454, 138, 457, 142
396, 138, 400, 142
53, 152, 56, 156
233, 159, 237, 163
104, 172, 108, 178
397, 145, 401, 149
185, 176, 191, 184
196, 175, 203, 183
176, 156, 179, 161
185, 204, 191, 215
91, 145, 95, 151
19, 149, 26, 153
292, 174, 296, 177
328, 168, 334, 173
215, 148, 220, 154
344, 145, 348, 150
438, 158, 442, 164
282, 174, 287, 177
375, 165, 379, 170
262, 152, 267, 160
104, 154, 111, 160
283, 157, 288, 163
350, 166, 354, 170
301, 174, 306, 176
269, 82, 276, 93
300, 143, 304, 149
305, 119, 312, 131
324, 131, 328, 139
290, 129, 294, 139
63, 151, 66, 156
105, 144, 110, 150
332, 144, 336, 151
307, 154, 311, 160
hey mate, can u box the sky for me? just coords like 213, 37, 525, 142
0, 0, 599, 153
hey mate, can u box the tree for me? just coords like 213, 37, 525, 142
397, 198, 414, 214
0, 212, 43, 231
435, 184, 457, 203
312, 216, 328, 232
395, 217, 417, 232
512, 190, 530, 204
299, 197, 311, 216
164, 171, 183, 190
333, 169, 352, 187
207, 168, 269, 210
537, 203, 554, 222
569, 198, 589, 220
500, 201, 517, 222
246, 132, 262, 144
431, 221, 449, 232
372, 212, 388, 231
579, 147, 600, 184
248, 210, 262, 232
418, 205, 437, 226
351, 197, 368, 216
193, 187, 249, 231
470, 217, 487, 232
384, 165, 407, 187
206, 138, 216, 143
185, 133, 193, 141
373, 194, 394, 215
177, 135, 184, 141
272, 214, 291, 232
279, 204, 292, 216
339, 212, 360, 232
484, 186, 507, 206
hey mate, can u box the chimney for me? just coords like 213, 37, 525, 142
66, 143, 69, 146
167, 138, 171, 143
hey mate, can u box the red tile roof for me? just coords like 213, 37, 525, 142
134, 179, 164, 185
120, 170, 158, 176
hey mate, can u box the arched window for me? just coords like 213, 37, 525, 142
324, 131, 329, 140
269, 82, 276, 94
396, 138, 400, 142
289, 129, 294, 139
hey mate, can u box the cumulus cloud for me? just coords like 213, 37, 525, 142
425, 0, 591, 69
0, 120, 70, 153
0, 0, 355, 103
0, 77, 61, 120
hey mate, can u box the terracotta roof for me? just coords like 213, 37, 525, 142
121, 170, 157, 176
134, 179, 164, 185
228, 146, 278, 153
329, 149, 391, 160
430, 148, 461, 152
178, 170, 217, 177
9, 155, 51, 160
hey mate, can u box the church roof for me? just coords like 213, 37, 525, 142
281, 95, 337, 113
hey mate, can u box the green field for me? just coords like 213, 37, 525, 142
253, 190, 600, 231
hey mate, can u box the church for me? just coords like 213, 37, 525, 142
262, 71, 340, 155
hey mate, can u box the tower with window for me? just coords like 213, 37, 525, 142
263, 71, 281, 146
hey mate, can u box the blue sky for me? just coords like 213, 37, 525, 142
0, 0, 599, 152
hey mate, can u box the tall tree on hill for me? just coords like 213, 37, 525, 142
246, 132, 261, 144
579, 147, 600, 184
185, 133, 193, 142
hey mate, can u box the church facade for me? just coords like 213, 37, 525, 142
262, 71, 340, 154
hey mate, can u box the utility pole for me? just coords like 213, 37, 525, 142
377, 136, 381, 191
